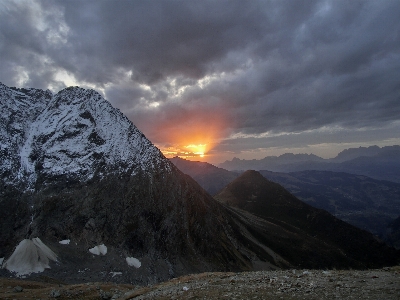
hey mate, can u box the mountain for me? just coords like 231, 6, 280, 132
0, 82, 275, 283
219, 146, 400, 183
214, 170, 399, 269
1, 82, 398, 284
169, 157, 239, 195
169, 157, 400, 247
332, 145, 382, 162
388, 216, 400, 249
259, 170, 400, 246
219, 153, 325, 173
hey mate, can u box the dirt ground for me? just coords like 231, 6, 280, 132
1, 267, 399, 299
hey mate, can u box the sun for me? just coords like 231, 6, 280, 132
159, 143, 211, 160
185, 144, 207, 157
149, 104, 234, 162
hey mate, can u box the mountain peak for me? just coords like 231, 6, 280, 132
216, 169, 300, 210
0, 83, 170, 189
237, 169, 264, 179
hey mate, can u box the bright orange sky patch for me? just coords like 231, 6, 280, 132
149, 106, 233, 162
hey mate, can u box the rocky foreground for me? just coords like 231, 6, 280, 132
1, 267, 399, 299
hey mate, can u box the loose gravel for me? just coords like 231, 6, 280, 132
1, 267, 399, 299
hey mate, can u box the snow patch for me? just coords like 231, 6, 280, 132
89, 244, 107, 255
0, 257, 4, 266
126, 257, 141, 268
3, 238, 57, 276
110, 271, 122, 277
59, 239, 70, 245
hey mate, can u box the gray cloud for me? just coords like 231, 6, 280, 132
1, 0, 399, 161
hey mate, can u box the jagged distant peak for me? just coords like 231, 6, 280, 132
333, 145, 400, 162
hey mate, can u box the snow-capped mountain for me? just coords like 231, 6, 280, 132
0, 83, 169, 191
0, 82, 257, 283
0, 83, 51, 188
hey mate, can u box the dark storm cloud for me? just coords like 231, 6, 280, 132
54, 0, 270, 84
1, 0, 399, 158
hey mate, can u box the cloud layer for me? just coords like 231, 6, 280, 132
1, 0, 399, 162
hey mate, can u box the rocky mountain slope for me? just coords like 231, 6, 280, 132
0, 82, 269, 284
215, 170, 399, 269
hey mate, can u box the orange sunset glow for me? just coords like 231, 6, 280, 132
161, 143, 209, 159
151, 107, 232, 161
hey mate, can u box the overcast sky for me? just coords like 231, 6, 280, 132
1, 0, 399, 164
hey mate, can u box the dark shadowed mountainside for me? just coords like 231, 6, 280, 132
388, 216, 400, 249
215, 170, 400, 269
170, 157, 400, 248
260, 170, 400, 247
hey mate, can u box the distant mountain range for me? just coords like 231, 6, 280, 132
170, 158, 400, 248
219, 145, 400, 183
1, 82, 398, 284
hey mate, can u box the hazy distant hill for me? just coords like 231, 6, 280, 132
219, 153, 325, 173
215, 170, 399, 268
219, 146, 400, 183
332, 145, 383, 162
169, 157, 239, 195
